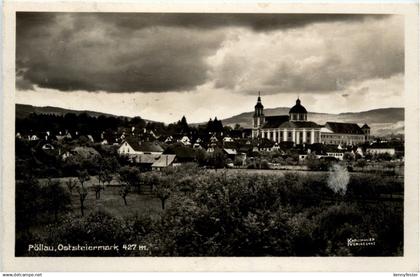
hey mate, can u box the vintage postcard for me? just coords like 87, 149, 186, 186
1, 1, 419, 272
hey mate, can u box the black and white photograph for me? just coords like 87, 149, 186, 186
10, 10, 410, 260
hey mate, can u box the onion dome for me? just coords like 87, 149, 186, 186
255, 95, 264, 109
289, 98, 307, 114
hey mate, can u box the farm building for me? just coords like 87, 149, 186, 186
152, 154, 176, 170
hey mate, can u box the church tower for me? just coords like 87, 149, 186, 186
361, 123, 371, 142
252, 92, 265, 138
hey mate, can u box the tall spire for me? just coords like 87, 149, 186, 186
254, 91, 264, 115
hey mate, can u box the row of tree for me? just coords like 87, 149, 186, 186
17, 112, 232, 141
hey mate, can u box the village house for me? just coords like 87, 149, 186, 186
56, 131, 72, 141
179, 136, 191, 146
151, 154, 177, 170
118, 139, 164, 156
29, 134, 39, 141
164, 136, 174, 143
298, 144, 346, 161
222, 141, 238, 160
366, 144, 396, 156
41, 143, 55, 150
192, 138, 204, 150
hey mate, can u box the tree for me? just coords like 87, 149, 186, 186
118, 166, 141, 193
92, 184, 103, 199
16, 176, 44, 231
100, 169, 114, 190
208, 148, 226, 171
327, 164, 350, 196
119, 184, 130, 206
43, 179, 72, 222
195, 149, 208, 167
154, 177, 172, 210
178, 115, 190, 134
355, 159, 367, 168
77, 170, 90, 189
98, 171, 106, 191
212, 117, 224, 134
376, 152, 392, 161
76, 186, 88, 217
343, 152, 354, 162
178, 176, 194, 196
65, 178, 78, 194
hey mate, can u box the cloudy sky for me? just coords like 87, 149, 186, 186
16, 12, 404, 123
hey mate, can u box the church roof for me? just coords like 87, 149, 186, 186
261, 117, 320, 129
289, 99, 307, 114
277, 121, 321, 129
325, 122, 364, 134
262, 116, 289, 128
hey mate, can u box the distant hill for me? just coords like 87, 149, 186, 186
16, 104, 404, 137
221, 107, 404, 136
15, 104, 123, 119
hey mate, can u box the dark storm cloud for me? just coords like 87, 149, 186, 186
16, 12, 387, 93
96, 13, 386, 31
17, 12, 386, 32
16, 13, 226, 92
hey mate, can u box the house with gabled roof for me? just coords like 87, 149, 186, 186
179, 136, 191, 146
152, 154, 176, 170
118, 139, 164, 156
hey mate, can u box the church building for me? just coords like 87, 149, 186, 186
252, 94, 321, 144
251, 94, 370, 146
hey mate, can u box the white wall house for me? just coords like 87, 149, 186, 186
118, 140, 164, 156
366, 147, 396, 156
179, 136, 191, 146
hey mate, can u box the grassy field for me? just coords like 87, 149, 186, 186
38, 176, 165, 219
68, 186, 165, 219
